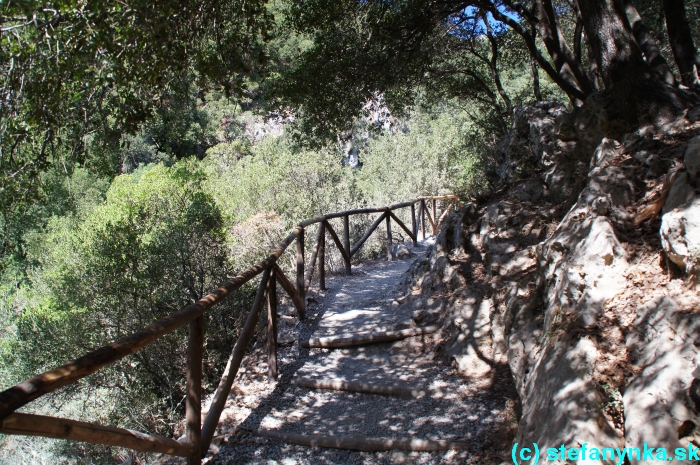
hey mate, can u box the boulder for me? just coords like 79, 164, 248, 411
510, 179, 544, 202
663, 171, 695, 215
624, 296, 700, 460
660, 196, 700, 272
685, 135, 700, 181
393, 243, 412, 259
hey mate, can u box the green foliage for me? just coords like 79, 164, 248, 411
0, 0, 272, 209
1, 160, 249, 461
202, 103, 488, 268
268, 0, 568, 146
358, 107, 486, 204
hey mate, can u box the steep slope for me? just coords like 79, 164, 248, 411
399, 100, 700, 462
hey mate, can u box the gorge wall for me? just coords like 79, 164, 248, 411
397, 99, 700, 463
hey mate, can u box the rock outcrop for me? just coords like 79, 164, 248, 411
400, 102, 700, 463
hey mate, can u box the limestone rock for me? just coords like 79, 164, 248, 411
624, 296, 700, 461
510, 179, 544, 202
685, 135, 700, 180
645, 154, 672, 178
508, 137, 634, 452
660, 196, 700, 272
688, 106, 700, 122
446, 294, 493, 378
492, 101, 567, 184
393, 243, 412, 259
663, 171, 695, 214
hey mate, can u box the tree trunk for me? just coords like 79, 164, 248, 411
484, 3, 587, 103
620, 0, 677, 86
538, 0, 594, 97
531, 54, 543, 101
534, 0, 584, 106
663, 0, 700, 87
576, 0, 688, 123
573, 16, 584, 70
483, 15, 513, 115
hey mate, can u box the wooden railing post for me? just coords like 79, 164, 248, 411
296, 228, 306, 320
186, 315, 204, 465
318, 222, 326, 290
386, 213, 394, 261
267, 268, 278, 380
200, 268, 271, 453
304, 225, 324, 293
432, 199, 438, 226
420, 200, 426, 239
343, 215, 351, 275
410, 203, 417, 246
349, 212, 388, 258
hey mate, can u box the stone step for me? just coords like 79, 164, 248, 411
299, 325, 439, 349
289, 377, 445, 398
244, 428, 469, 452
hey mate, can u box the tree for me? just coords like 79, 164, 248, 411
6, 160, 242, 446
620, 0, 677, 86
0, 0, 272, 210
663, 0, 700, 87
272, 0, 699, 139
575, 0, 689, 121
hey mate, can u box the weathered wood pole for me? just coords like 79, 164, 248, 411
386, 214, 393, 261
304, 225, 324, 292
432, 199, 437, 226
301, 325, 440, 349
318, 221, 326, 290
186, 315, 204, 465
290, 378, 433, 398
267, 268, 278, 380
296, 228, 306, 320
246, 429, 470, 452
272, 264, 304, 316
388, 212, 415, 243
343, 215, 351, 275
410, 203, 417, 246
349, 212, 387, 257
324, 221, 351, 270
200, 268, 270, 452
420, 200, 426, 239
0, 413, 195, 457
0, 229, 300, 421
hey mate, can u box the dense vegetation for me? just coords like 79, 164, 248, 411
0, 93, 488, 462
1, 0, 700, 462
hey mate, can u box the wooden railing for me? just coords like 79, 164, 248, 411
0, 195, 458, 464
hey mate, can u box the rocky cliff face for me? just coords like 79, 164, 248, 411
399, 99, 700, 463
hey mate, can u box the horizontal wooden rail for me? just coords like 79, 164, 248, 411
0, 228, 300, 421
417, 195, 457, 201
0, 413, 194, 457
245, 429, 469, 452
0, 194, 458, 459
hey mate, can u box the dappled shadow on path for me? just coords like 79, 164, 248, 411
209, 243, 518, 464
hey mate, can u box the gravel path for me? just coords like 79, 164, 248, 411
191, 239, 514, 465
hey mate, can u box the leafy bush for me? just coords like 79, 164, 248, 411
2, 160, 252, 462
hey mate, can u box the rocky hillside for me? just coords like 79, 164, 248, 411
398, 99, 700, 461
